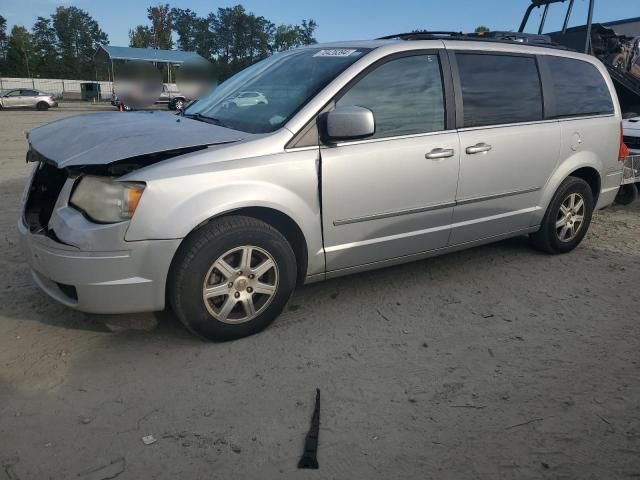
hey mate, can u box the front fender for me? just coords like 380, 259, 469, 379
124, 150, 325, 275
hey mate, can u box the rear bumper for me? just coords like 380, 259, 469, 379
18, 218, 181, 314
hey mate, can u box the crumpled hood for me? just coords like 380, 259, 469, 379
27, 111, 249, 168
623, 117, 640, 134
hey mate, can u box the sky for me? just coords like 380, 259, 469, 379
2, 0, 639, 47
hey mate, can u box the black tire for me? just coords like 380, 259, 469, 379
36, 102, 49, 111
168, 215, 297, 341
530, 176, 594, 254
615, 184, 639, 205
173, 99, 185, 111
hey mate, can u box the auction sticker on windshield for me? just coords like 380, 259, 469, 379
313, 49, 358, 57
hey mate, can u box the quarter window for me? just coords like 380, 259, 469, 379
546, 56, 614, 117
336, 54, 445, 139
457, 53, 544, 128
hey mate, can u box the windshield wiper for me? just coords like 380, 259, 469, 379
183, 112, 232, 129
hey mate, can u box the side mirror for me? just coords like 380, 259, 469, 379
321, 106, 375, 143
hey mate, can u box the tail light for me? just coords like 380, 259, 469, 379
619, 122, 630, 161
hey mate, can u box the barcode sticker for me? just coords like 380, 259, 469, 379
313, 49, 358, 58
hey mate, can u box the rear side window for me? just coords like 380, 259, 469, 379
457, 53, 543, 128
546, 57, 614, 117
336, 54, 445, 139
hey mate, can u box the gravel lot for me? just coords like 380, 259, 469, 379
1, 103, 639, 479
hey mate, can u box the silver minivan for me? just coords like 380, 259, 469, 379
19, 36, 626, 340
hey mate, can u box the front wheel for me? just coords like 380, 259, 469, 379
530, 176, 594, 254
173, 99, 184, 111
168, 216, 297, 341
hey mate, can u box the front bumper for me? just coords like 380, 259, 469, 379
18, 218, 181, 314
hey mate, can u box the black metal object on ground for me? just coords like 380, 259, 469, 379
298, 389, 320, 470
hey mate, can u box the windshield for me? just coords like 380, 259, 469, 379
184, 47, 370, 134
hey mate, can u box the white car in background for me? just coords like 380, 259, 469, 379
0, 89, 58, 110
223, 91, 268, 108
623, 116, 640, 155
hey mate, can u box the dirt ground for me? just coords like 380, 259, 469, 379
0, 103, 639, 480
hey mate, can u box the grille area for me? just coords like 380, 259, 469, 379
24, 157, 68, 233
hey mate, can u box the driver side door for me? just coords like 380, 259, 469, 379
320, 51, 460, 273
3, 90, 22, 107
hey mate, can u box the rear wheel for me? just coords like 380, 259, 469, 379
169, 216, 297, 341
36, 102, 49, 111
530, 177, 594, 254
173, 98, 185, 111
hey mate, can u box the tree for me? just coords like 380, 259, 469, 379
0, 15, 7, 60
171, 8, 214, 58
299, 20, 318, 45
273, 20, 317, 52
130, 4, 174, 50
31, 17, 58, 77
0, 15, 7, 74
52, 6, 108, 78
147, 4, 173, 49
5, 26, 33, 77
129, 25, 153, 48
475, 26, 491, 33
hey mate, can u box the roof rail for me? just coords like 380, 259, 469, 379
377, 31, 464, 40
377, 30, 571, 50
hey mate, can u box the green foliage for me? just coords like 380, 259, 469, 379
52, 7, 109, 78
0, 15, 7, 74
31, 17, 58, 77
171, 8, 213, 57
2, 3, 317, 81
129, 25, 153, 48
175, 5, 318, 80
475, 26, 491, 33
5, 26, 33, 77
0, 15, 7, 58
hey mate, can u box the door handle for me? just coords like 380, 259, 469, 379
425, 148, 455, 160
466, 143, 492, 154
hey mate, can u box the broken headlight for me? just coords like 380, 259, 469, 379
70, 176, 145, 223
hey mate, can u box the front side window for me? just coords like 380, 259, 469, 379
185, 47, 370, 134
547, 56, 614, 118
6, 90, 21, 97
336, 54, 445, 139
457, 53, 544, 128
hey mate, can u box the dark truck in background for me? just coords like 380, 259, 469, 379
111, 83, 188, 111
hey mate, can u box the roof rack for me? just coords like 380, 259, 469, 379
377, 31, 465, 40
377, 30, 571, 50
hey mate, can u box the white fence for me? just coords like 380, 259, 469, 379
0, 77, 114, 100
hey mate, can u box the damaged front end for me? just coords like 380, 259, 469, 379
22, 145, 205, 244
18, 111, 250, 314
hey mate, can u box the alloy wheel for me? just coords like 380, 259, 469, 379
202, 246, 279, 324
556, 193, 586, 242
